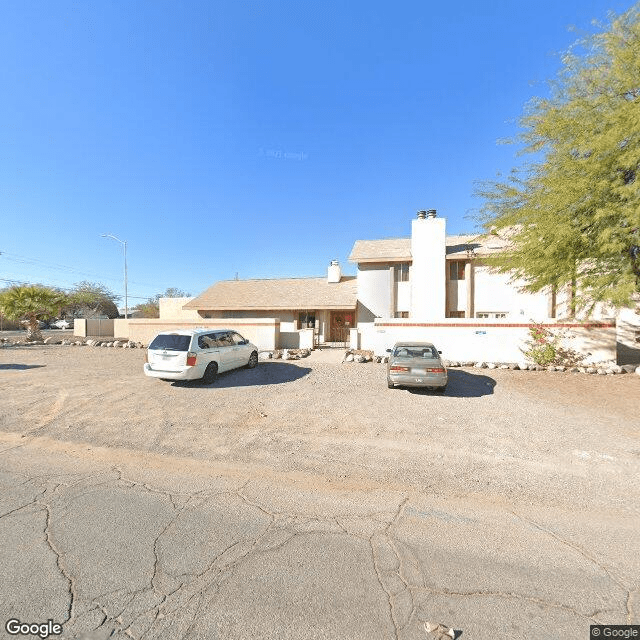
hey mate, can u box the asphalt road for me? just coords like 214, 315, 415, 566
0, 344, 638, 640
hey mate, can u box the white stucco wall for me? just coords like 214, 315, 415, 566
359, 319, 616, 364
446, 279, 467, 314
473, 266, 549, 319
410, 216, 446, 320
396, 281, 410, 312
357, 264, 391, 321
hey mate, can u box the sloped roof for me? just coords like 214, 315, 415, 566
183, 276, 357, 311
348, 233, 512, 262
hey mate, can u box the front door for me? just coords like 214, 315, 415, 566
329, 311, 354, 343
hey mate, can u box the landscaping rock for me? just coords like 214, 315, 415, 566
555, 366, 565, 372
620, 364, 636, 374
487, 363, 497, 369
635, 366, 640, 376
586, 367, 596, 374
354, 354, 367, 363
44, 337, 61, 345
259, 351, 273, 360
597, 368, 606, 375
281, 349, 291, 360
344, 354, 354, 362
500, 364, 510, 369
474, 362, 486, 368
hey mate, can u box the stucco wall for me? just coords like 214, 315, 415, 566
357, 264, 391, 321
159, 297, 201, 320
359, 319, 616, 364
411, 216, 446, 320
473, 266, 549, 319
116, 318, 280, 350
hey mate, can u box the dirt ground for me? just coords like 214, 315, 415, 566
0, 343, 638, 507
0, 343, 638, 639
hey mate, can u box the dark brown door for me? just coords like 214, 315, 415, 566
329, 311, 354, 342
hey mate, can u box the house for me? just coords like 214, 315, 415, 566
127, 209, 628, 362
182, 268, 357, 347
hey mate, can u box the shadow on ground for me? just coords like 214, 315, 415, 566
0, 363, 46, 370
172, 362, 312, 388
406, 369, 496, 398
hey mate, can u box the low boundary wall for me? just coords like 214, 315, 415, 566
112, 318, 281, 350
74, 318, 115, 338
359, 319, 617, 364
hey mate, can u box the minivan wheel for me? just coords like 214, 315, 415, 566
202, 362, 218, 384
436, 384, 447, 393
247, 351, 258, 369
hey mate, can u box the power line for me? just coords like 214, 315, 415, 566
0, 250, 162, 289
0, 277, 151, 300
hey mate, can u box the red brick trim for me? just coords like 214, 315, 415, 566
374, 322, 615, 329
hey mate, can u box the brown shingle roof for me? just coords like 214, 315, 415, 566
348, 234, 511, 261
184, 276, 357, 311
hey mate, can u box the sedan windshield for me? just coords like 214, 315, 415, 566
393, 346, 438, 359
149, 334, 191, 351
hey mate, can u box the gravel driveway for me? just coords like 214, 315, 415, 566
0, 344, 638, 639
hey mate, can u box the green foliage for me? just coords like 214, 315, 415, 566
0, 285, 69, 340
521, 322, 584, 366
66, 281, 120, 319
476, 5, 640, 312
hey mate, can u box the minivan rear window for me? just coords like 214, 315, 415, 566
149, 334, 191, 351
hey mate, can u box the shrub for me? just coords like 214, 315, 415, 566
522, 322, 584, 367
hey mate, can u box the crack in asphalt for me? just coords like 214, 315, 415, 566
39, 500, 77, 625
410, 584, 606, 622
509, 508, 632, 621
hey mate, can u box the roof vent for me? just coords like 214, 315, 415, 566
427, 209, 437, 218
417, 210, 427, 219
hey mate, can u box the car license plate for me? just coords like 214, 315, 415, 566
413, 368, 427, 375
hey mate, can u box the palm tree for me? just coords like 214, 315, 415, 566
0, 286, 68, 342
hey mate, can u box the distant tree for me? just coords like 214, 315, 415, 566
0, 285, 69, 341
66, 281, 120, 319
476, 5, 640, 313
133, 288, 191, 319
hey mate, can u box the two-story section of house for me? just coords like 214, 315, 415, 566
349, 209, 554, 325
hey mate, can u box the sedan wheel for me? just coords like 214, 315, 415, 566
387, 378, 395, 389
247, 351, 258, 369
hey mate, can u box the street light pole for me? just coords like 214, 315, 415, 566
101, 234, 128, 319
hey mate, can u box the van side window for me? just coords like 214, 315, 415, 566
216, 332, 234, 347
198, 334, 219, 349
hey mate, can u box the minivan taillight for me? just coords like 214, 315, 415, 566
186, 352, 197, 366
390, 365, 409, 372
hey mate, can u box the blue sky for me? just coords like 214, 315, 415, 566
0, 0, 633, 305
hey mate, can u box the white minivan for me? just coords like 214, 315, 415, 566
143, 328, 259, 383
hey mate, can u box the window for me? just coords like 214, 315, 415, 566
476, 312, 507, 319
230, 332, 247, 344
216, 332, 234, 346
449, 261, 466, 280
149, 334, 191, 351
447, 311, 465, 318
476, 312, 490, 319
395, 311, 409, 318
298, 312, 316, 329
198, 333, 220, 349
394, 263, 410, 282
